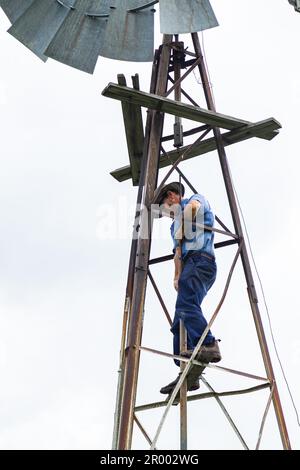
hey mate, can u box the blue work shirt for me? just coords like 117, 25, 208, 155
170, 194, 215, 260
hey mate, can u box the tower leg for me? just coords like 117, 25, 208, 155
117, 35, 172, 450
112, 48, 161, 451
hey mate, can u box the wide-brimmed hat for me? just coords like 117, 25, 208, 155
155, 181, 185, 206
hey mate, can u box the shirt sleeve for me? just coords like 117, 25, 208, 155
188, 194, 206, 206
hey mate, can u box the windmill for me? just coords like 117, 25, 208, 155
0, 0, 296, 450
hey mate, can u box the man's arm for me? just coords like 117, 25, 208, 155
174, 199, 201, 241
173, 246, 182, 291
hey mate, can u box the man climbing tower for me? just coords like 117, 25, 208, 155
155, 182, 221, 395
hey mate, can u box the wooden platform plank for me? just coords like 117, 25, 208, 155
117, 74, 144, 185
110, 119, 281, 184
102, 83, 281, 137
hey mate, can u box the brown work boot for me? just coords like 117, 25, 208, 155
198, 340, 221, 363
181, 340, 222, 364
160, 373, 200, 395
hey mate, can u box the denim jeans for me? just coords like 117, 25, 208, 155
171, 253, 217, 367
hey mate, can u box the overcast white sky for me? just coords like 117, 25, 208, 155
0, 0, 300, 450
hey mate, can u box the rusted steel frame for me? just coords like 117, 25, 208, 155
215, 216, 232, 234
133, 414, 155, 449
117, 35, 173, 451
247, 292, 291, 449
135, 383, 271, 412
140, 345, 269, 382
148, 270, 172, 326
173, 39, 184, 148
192, 32, 291, 450
111, 101, 148, 450
159, 144, 198, 193
255, 384, 275, 450
169, 43, 197, 58
193, 222, 237, 238
150, 244, 242, 449
165, 56, 202, 98
153, 127, 211, 203
160, 144, 232, 234
162, 124, 208, 142
148, 240, 239, 266
155, 206, 238, 238
111, 295, 131, 450
156, 214, 237, 239
149, 254, 174, 265
160, 144, 233, 234
201, 377, 249, 450
112, 54, 160, 450
215, 239, 239, 249
169, 59, 197, 73
167, 75, 200, 107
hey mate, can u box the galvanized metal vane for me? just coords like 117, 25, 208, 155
289, 0, 300, 12
100, 1, 155, 62
0, 0, 218, 73
0, 0, 34, 23
160, 0, 218, 35
45, 0, 111, 73
8, 0, 78, 62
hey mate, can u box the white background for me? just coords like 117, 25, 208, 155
0, 0, 299, 449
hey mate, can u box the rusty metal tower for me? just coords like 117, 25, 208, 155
102, 32, 291, 449
0, 0, 294, 451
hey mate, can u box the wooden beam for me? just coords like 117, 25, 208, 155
110, 118, 281, 183
102, 83, 281, 138
117, 74, 144, 185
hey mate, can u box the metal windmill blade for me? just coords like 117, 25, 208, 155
45, 0, 111, 74
159, 0, 218, 34
100, 0, 155, 62
7, 0, 77, 62
0, 0, 219, 73
0, 0, 34, 23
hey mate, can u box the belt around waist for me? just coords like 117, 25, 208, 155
183, 251, 215, 263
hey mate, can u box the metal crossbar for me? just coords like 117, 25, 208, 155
135, 383, 271, 412
139, 346, 269, 383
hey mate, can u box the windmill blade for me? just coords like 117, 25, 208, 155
0, 0, 34, 23
45, 0, 110, 74
0, 0, 218, 73
100, 0, 154, 62
289, 0, 300, 12
159, 0, 218, 34
7, 0, 77, 62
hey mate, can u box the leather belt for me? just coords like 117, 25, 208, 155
183, 251, 215, 263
